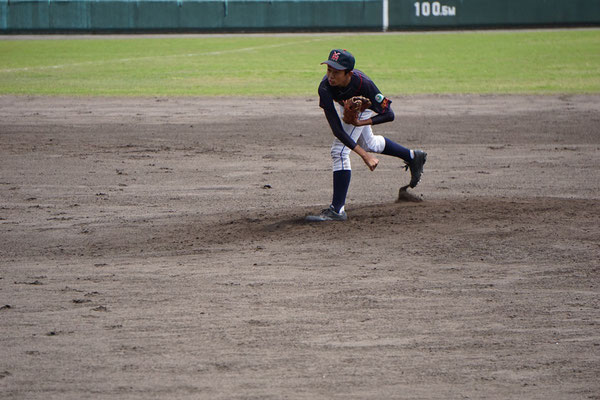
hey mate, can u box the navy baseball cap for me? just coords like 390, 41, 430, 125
321, 49, 355, 71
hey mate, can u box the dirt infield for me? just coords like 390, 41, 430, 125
1, 94, 599, 399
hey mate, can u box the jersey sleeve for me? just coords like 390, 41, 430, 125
318, 80, 357, 149
360, 75, 394, 125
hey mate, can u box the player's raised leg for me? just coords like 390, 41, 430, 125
358, 129, 427, 189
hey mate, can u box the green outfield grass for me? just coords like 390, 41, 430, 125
1, 30, 599, 96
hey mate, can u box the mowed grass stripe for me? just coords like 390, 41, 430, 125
0, 37, 329, 73
0, 30, 598, 96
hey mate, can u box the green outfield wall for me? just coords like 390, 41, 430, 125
1, 0, 599, 33
390, 0, 600, 29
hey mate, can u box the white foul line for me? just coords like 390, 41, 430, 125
0, 38, 326, 74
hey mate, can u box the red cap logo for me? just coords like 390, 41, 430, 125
331, 51, 340, 61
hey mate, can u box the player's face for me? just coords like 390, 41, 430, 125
326, 66, 350, 87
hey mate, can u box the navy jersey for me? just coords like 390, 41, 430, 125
318, 69, 394, 149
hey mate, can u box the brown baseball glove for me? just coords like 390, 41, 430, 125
342, 96, 372, 125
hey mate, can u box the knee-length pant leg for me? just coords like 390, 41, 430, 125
331, 109, 386, 172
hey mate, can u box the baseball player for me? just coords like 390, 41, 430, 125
306, 49, 427, 222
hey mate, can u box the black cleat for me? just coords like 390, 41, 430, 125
406, 150, 427, 188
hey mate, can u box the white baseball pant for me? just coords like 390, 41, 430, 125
331, 106, 386, 171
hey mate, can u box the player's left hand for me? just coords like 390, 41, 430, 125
353, 118, 372, 127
